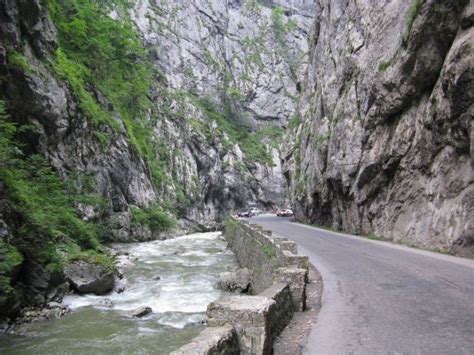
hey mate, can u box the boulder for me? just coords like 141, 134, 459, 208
64, 260, 115, 295
216, 268, 251, 293
114, 278, 127, 294
125, 306, 152, 318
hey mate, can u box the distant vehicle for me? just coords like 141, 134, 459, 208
277, 209, 293, 217
249, 207, 262, 216
237, 209, 252, 218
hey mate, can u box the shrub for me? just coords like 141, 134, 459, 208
0, 100, 101, 272
0, 241, 24, 304
131, 204, 176, 233
7, 51, 32, 74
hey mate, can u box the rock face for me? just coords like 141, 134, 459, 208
283, 0, 474, 250
0, 0, 314, 240
127, 0, 316, 226
64, 261, 115, 295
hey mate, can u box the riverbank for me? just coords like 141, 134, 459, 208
1, 232, 237, 354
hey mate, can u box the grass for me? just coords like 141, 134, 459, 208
288, 114, 301, 131
7, 51, 33, 74
403, 0, 423, 44
406, 0, 423, 35
254, 126, 285, 150
262, 244, 276, 258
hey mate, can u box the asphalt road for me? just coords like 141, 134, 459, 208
249, 215, 474, 354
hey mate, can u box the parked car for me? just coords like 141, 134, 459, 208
276, 209, 293, 217
249, 207, 262, 216
237, 209, 252, 218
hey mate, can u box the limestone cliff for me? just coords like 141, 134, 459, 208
0, 0, 313, 318
283, 0, 473, 251
0, 0, 313, 242
127, 0, 314, 226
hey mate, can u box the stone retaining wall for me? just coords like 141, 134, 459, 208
225, 218, 308, 311
171, 218, 308, 355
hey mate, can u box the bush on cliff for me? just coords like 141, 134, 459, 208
0, 100, 113, 311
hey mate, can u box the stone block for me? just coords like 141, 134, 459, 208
282, 251, 309, 269
279, 241, 298, 254
206, 296, 276, 354
275, 268, 308, 311
170, 325, 239, 355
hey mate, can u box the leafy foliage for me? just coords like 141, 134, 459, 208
45, 0, 177, 220
131, 204, 176, 233
271, 6, 298, 78
46, 0, 154, 156
0, 100, 105, 274
0, 241, 24, 304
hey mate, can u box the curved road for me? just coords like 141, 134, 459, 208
249, 215, 474, 354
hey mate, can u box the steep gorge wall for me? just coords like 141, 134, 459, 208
0, 0, 313, 317
284, 0, 473, 250
127, 0, 316, 224
0, 0, 314, 242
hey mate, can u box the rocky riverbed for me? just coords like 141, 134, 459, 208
0, 232, 238, 354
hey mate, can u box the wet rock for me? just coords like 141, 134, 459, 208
46, 302, 62, 309
64, 260, 115, 295
216, 268, 251, 293
20, 260, 66, 307
126, 306, 152, 318
172, 247, 186, 256
114, 278, 127, 294
12, 305, 70, 328
153, 275, 161, 281
97, 298, 114, 308
0, 320, 9, 333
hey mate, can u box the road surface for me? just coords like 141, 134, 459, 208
249, 215, 474, 354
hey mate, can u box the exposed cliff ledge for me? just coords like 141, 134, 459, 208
283, 0, 473, 251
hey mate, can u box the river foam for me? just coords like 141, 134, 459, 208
1, 232, 238, 354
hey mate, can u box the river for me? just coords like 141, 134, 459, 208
0, 232, 238, 354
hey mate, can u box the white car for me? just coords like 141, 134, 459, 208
249, 208, 261, 215
277, 209, 293, 217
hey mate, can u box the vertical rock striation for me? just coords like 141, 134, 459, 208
124, 0, 316, 226
283, 0, 473, 250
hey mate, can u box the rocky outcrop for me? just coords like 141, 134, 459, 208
64, 260, 115, 295
283, 0, 474, 251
